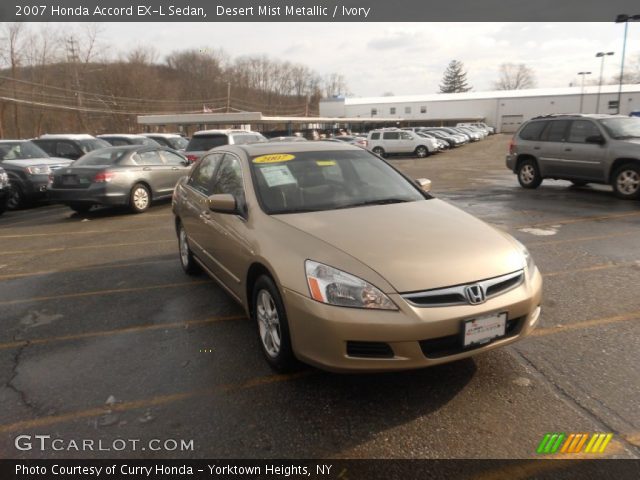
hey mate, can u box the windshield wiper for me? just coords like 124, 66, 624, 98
334, 198, 412, 210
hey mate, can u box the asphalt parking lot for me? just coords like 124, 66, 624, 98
0, 134, 638, 461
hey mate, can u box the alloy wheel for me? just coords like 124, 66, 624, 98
616, 169, 640, 195
256, 289, 281, 358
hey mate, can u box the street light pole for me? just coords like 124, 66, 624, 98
595, 52, 614, 114
615, 14, 640, 115
577, 72, 591, 113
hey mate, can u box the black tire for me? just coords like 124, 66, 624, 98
69, 203, 92, 214
372, 147, 386, 158
517, 158, 543, 189
177, 222, 201, 275
129, 183, 151, 213
570, 180, 588, 187
611, 163, 640, 200
252, 275, 297, 372
415, 145, 429, 158
6, 186, 25, 210
0, 200, 5, 216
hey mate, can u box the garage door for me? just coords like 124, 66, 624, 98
500, 115, 524, 133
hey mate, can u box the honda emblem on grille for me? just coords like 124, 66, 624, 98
464, 284, 486, 305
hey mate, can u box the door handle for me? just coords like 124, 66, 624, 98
143, 167, 152, 171
171, 167, 179, 170
564, 148, 572, 152
533, 146, 540, 150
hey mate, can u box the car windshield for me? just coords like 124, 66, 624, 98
598, 117, 640, 139
79, 139, 111, 153
73, 148, 129, 166
250, 149, 426, 214
167, 137, 188, 150
187, 134, 228, 151
0, 141, 50, 160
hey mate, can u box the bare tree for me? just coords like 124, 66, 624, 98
1, 23, 28, 137
494, 63, 537, 90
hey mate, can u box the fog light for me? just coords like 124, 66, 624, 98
529, 305, 541, 327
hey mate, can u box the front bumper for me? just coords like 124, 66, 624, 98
282, 267, 543, 372
48, 184, 129, 206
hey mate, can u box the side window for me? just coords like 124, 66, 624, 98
161, 151, 187, 166
519, 121, 547, 141
370, 132, 380, 140
542, 120, 569, 142
568, 121, 601, 143
400, 132, 413, 140
109, 138, 129, 146
383, 132, 400, 140
57, 141, 79, 158
137, 151, 163, 165
211, 155, 245, 201
187, 153, 223, 195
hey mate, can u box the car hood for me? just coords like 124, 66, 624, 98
274, 199, 524, 293
2, 157, 72, 167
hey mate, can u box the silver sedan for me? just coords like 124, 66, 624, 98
48, 145, 191, 213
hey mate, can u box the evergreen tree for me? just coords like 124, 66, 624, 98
439, 60, 472, 93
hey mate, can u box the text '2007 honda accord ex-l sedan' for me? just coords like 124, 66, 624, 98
172, 142, 542, 372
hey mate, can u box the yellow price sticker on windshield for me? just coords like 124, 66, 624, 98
253, 154, 295, 164
316, 160, 337, 166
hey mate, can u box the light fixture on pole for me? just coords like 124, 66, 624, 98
595, 52, 614, 114
614, 14, 640, 115
577, 72, 592, 113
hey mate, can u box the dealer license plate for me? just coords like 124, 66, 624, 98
463, 312, 507, 347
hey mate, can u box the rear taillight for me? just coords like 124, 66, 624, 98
186, 154, 198, 164
93, 172, 115, 183
508, 137, 516, 155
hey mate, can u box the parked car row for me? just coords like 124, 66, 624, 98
363, 123, 492, 159
0, 129, 271, 214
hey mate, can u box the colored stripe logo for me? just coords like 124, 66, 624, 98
537, 433, 613, 454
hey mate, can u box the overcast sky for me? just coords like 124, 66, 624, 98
92, 22, 640, 97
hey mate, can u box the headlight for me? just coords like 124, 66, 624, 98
514, 240, 536, 275
0, 171, 9, 187
305, 260, 397, 310
26, 166, 52, 175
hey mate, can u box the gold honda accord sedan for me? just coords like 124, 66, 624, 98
172, 142, 542, 372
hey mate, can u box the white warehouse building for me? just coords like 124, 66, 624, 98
319, 84, 640, 133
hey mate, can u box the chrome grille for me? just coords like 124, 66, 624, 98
402, 270, 524, 307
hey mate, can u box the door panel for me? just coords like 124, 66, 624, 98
560, 121, 608, 181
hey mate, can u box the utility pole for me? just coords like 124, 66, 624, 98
66, 36, 87, 131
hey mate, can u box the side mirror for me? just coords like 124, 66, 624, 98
416, 178, 432, 192
208, 193, 237, 214
181, 159, 190, 166
585, 135, 606, 145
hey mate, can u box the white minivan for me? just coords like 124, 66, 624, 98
367, 128, 438, 158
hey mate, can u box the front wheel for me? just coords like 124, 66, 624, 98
129, 183, 151, 213
612, 164, 640, 200
517, 159, 543, 189
6, 186, 25, 210
415, 145, 429, 158
372, 147, 386, 158
252, 275, 297, 372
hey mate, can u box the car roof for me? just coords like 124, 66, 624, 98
193, 129, 260, 136
142, 133, 182, 138
224, 141, 362, 157
38, 134, 97, 140
530, 113, 628, 120
97, 134, 149, 138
